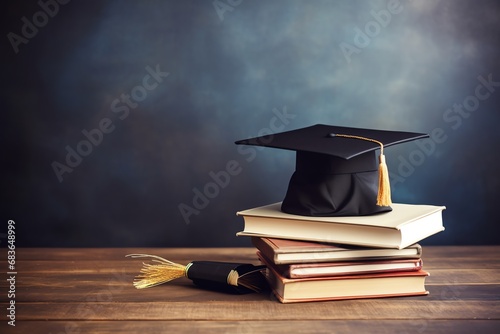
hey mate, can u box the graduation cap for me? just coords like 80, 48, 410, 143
235, 124, 428, 217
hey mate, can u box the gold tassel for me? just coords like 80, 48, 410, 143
376, 152, 392, 206
126, 254, 188, 289
127, 254, 268, 293
333, 134, 392, 207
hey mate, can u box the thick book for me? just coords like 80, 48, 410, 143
259, 254, 430, 303
252, 237, 422, 264
237, 202, 445, 249
257, 251, 422, 278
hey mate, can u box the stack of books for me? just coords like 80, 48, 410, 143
236, 202, 446, 303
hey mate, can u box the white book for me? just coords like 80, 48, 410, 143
237, 202, 445, 249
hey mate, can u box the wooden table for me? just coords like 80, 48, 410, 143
1, 246, 499, 333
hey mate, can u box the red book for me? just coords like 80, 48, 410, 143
257, 251, 423, 278
252, 237, 422, 265
259, 253, 430, 303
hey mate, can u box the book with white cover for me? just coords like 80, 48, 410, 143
237, 202, 445, 249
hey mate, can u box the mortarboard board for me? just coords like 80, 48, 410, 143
235, 124, 428, 217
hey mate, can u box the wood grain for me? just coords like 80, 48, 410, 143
1, 246, 499, 333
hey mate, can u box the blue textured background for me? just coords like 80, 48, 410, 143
2, 0, 499, 247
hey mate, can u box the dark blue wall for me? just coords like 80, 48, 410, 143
2, 0, 500, 247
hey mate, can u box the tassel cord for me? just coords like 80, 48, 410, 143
332, 134, 392, 206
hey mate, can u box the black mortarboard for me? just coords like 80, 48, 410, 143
235, 124, 428, 217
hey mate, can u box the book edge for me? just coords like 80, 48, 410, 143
237, 202, 446, 230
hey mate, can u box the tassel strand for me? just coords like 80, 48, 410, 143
126, 254, 187, 289
332, 134, 392, 206
376, 153, 392, 206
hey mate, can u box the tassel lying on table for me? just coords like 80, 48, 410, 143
126, 254, 268, 294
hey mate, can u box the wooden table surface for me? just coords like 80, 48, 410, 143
1, 246, 499, 333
